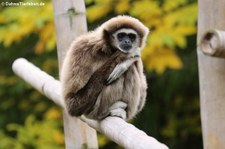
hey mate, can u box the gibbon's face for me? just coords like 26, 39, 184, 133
112, 28, 140, 53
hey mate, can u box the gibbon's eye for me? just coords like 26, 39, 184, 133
117, 33, 126, 41
128, 33, 136, 42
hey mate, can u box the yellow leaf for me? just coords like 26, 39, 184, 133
143, 48, 183, 74
115, 0, 130, 13
35, 22, 56, 53
130, 0, 161, 22
0, 15, 7, 23
163, 0, 188, 12
35, 42, 45, 54
44, 107, 62, 120
171, 25, 196, 48
98, 134, 109, 147
0, 2, 55, 53
173, 35, 186, 48
175, 25, 196, 36
141, 45, 155, 60
85, 0, 94, 5
148, 31, 165, 49
53, 130, 64, 145
46, 34, 56, 51
87, 4, 112, 22
96, 0, 112, 4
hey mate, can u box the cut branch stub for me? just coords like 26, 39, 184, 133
200, 29, 225, 58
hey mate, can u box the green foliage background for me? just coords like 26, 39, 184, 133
0, 0, 202, 148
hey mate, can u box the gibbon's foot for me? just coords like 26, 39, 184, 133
109, 101, 127, 120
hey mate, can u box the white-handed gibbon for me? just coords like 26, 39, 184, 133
61, 15, 149, 120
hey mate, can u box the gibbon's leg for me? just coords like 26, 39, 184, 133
108, 101, 127, 120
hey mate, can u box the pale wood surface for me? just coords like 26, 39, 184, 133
51, 0, 98, 148
12, 58, 169, 149
198, 0, 225, 148
200, 30, 225, 58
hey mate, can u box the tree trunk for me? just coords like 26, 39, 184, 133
51, 0, 98, 148
198, 0, 225, 149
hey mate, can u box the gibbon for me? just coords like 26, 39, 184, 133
61, 15, 149, 120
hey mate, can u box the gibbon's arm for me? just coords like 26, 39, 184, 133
66, 51, 138, 116
107, 48, 141, 84
107, 58, 138, 84
136, 58, 147, 112
62, 49, 95, 95
62, 42, 102, 116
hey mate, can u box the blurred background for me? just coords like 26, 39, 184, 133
0, 0, 202, 148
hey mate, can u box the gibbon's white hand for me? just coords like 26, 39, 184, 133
106, 48, 141, 85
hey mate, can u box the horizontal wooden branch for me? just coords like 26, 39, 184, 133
12, 58, 65, 107
200, 29, 225, 58
12, 58, 169, 149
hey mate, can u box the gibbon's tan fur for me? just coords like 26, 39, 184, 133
61, 15, 149, 120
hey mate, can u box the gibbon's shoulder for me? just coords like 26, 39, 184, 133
71, 31, 98, 45
67, 30, 105, 55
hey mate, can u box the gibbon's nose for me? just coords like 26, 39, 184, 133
124, 39, 131, 44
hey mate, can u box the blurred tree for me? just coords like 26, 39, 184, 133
0, 113, 64, 149
0, 0, 64, 148
0, 0, 201, 149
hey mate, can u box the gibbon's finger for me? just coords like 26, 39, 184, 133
107, 71, 118, 84
107, 72, 119, 85
107, 65, 120, 82
107, 57, 139, 85
107, 65, 125, 84
107, 70, 124, 84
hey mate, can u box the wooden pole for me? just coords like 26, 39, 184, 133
51, 0, 98, 148
198, 0, 225, 148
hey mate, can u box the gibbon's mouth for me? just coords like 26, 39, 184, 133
120, 45, 132, 52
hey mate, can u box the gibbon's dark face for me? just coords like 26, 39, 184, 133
112, 28, 140, 53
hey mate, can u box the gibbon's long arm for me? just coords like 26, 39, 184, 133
61, 41, 101, 116
107, 58, 137, 84
62, 46, 95, 96
64, 50, 138, 116
107, 48, 141, 84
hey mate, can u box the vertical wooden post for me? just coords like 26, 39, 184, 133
51, 0, 98, 148
198, 0, 225, 149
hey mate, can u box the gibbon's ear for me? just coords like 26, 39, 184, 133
100, 29, 113, 54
